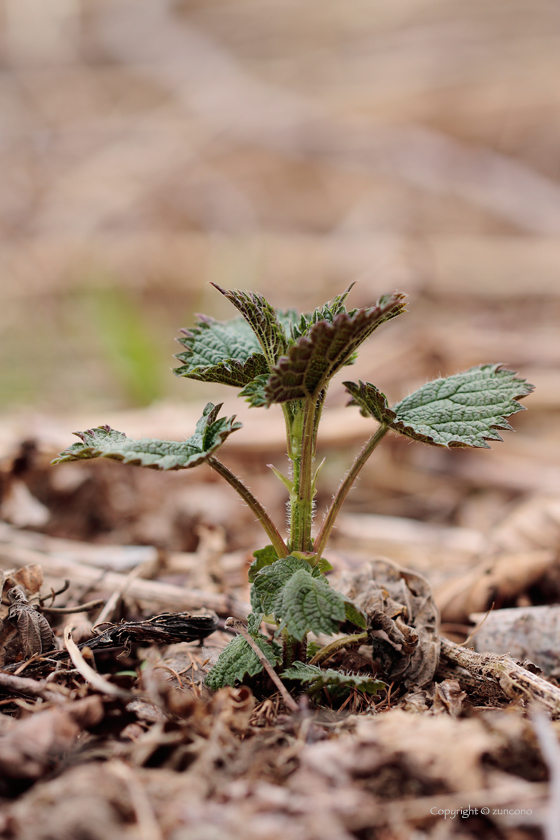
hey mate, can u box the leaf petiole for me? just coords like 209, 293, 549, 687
207, 457, 288, 558
313, 423, 389, 558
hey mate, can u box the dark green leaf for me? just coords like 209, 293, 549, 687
277, 568, 346, 641
212, 284, 288, 367
251, 556, 345, 639
205, 621, 281, 690
174, 315, 268, 387
52, 403, 241, 470
238, 374, 271, 407
289, 550, 333, 574
288, 283, 357, 340
344, 600, 367, 630
246, 613, 265, 634
345, 365, 534, 449
265, 292, 406, 403
248, 545, 279, 583
344, 380, 395, 425
276, 308, 302, 339
281, 661, 385, 695
251, 556, 317, 615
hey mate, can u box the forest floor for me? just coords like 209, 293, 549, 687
0, 285, 559, 840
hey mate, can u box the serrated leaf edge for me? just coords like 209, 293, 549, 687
344, 364, 534, 449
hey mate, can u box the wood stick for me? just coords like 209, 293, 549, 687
0, 543, 249, 620
440, 637, 560, 718
0, 672, 66, 703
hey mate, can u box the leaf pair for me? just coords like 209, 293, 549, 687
204, 617, 375, 693
175, 285, 407, 406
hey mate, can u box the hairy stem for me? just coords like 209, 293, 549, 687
314, 424, 389, 558
208, 457, 288, 558
288, 398, 317, 552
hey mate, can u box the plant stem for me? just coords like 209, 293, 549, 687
314, 424, 389, 558
288, 398, 317, 552
308, 632, 368, 666
208, 457, 288, 558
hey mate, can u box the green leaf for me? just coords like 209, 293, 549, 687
252, 556, 318, 615
345, 365, 534, 449
344, 380, 395, 425
51, 403, 242, 469
205, 620, 282, 690
277, 569, 346, 641
344, 600, 367, 630
288, 283, 357, 340
212, 284, 288, 368
248, 545, 279, 583
238, 374, 271, 407
265, 292, 406, 404
246, 613, 265, 634
174, 315, 268, 387
281, 661, 385, 695
289, 550, 333, 574
276, 308, 302, 339
251, 556, 346, 640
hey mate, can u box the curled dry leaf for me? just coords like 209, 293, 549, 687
399, 679, 467, 716
7, 585, 55, 659
0, 566, 53, 667
435, 549, 555, 625
7, 564, 44, 596
338, 558, 440, 687
432, 679, 468, 717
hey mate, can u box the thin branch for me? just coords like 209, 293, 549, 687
64, 624, 133, 699
225, 618, 298, 713
1, 541, 250, 619
440, 637, 560, 717
0, 671, 67, 703
208, 457, 288, 558
314, 424, 389, 557
41, 599, 105, 615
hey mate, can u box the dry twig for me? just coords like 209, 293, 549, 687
440, 637, 560, 717
225, 618, 298, 713
63, 624, 132, 699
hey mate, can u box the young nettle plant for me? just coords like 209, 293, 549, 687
53, 284, 533, 695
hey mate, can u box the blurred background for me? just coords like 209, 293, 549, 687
1, 0, 559, 416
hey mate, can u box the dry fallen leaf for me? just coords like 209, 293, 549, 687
339, 558, 440, 687
0, 697, 103, 785
295, 709, 495, 795
489, 495, 560, 554
434, 549, 556, 624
